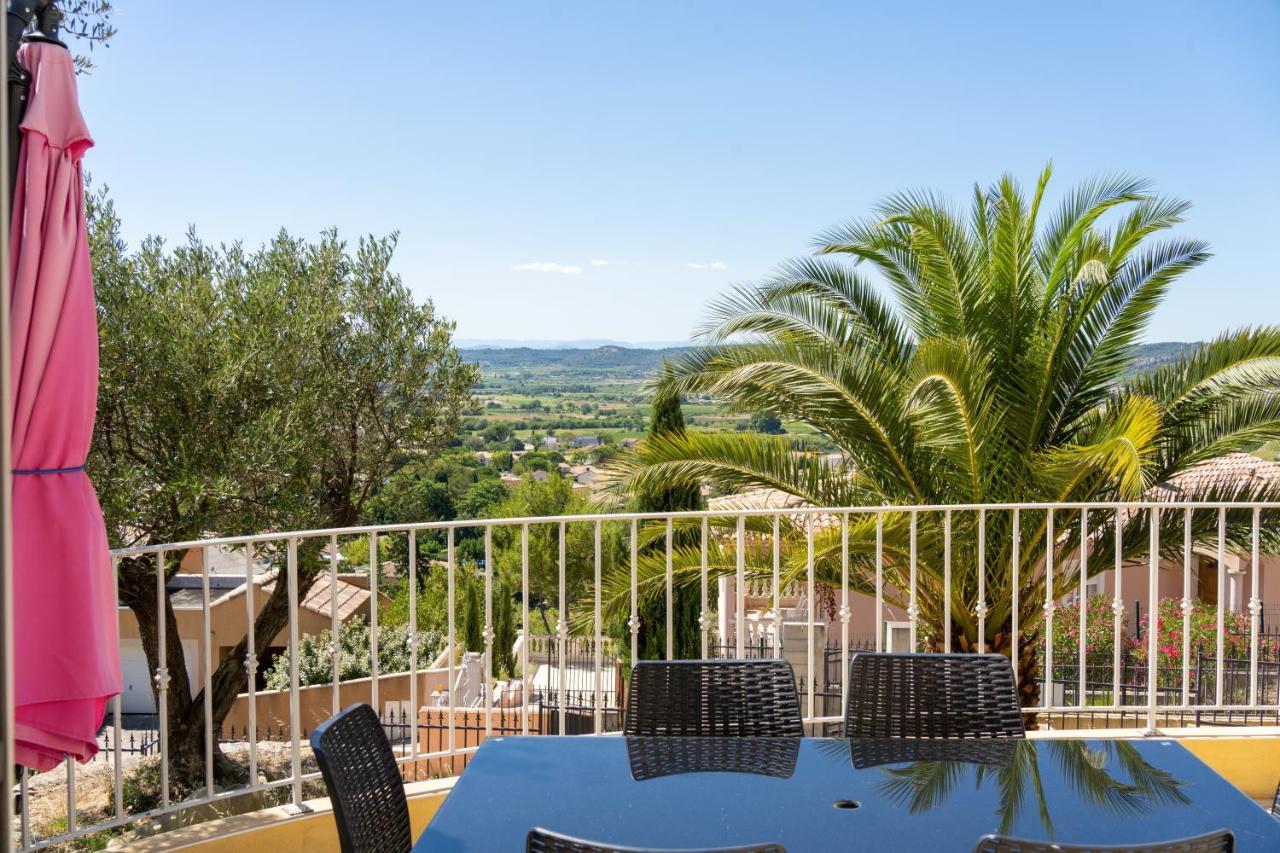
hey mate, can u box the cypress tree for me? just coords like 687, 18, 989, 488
633, 367, 705, 660
462, 580, 483, 653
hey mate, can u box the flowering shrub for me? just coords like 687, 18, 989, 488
1128, 596, 1280, 670
1053, 594, 1280, 673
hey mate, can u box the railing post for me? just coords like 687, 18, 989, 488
700, 517, 710, 660
408, 530, 419, 767
111, 560, 124, 822
328, 535, 340, 718
1043, 509, 1055, 713
1216, 507, 1226, 708
285, 537, 311, 814
629, 519, 639, 670
806, 517, 815, 724
839, 512, 850, 720
976, 508, 987, 654
483, 525, 493, 737
875, 512, 883, 653
665, 517, 674, 661
593, 520, 603, 734
735, 515, 745, 659
1011, 509, 1020, 690
1112, 508, 1124, 708
244, 543, 259, 789
201, 544, 215, 795
369, 532, 380, 718
557, 520, 567, 735
908, 511, 918, 652
521, 523, 530, 736
1078, 509, 1088, 709
1250, 506, 1262, 707
1146, 507, 1160, 734
1181, 509, 1193, 709
772, 516, 781, 656
447, 528, 456, 756
155, 549, 170, 809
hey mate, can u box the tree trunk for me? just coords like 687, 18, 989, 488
988, 624, 1043, 730
119, 549, 324, 792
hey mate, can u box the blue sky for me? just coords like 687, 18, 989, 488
78, 1, 1279, 344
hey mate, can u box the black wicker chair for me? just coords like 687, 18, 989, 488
623, 659, 803, 738
974, 829, 1233, 852
845, 652, 1024, 739
1272, 776, 1280, 818
310, 703, 412, 853
527, 828, 785, 852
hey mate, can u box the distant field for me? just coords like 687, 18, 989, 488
459, 342, 1201, 440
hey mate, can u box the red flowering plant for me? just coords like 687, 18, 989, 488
1053, 595, 1280, 674
1128, 597, 1280, 671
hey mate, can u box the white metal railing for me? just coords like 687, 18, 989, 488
12, 500, 1280, 850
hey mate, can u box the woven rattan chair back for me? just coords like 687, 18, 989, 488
1271, 777, 1280, 817
527, 827, 785, 852
974, 829, 1234, 852
623, 659, 803, 737
310, 703, 412, 853
845, 652, 1024, 739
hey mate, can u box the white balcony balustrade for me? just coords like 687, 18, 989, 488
13, 500, 1280, 850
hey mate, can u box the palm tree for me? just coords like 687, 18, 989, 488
603, 165, 1280, 704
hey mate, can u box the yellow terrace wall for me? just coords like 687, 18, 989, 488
123, 778, 454, 852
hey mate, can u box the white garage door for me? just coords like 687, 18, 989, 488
118, 638, 199, 715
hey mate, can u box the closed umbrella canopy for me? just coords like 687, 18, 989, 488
10, 39, 118, 772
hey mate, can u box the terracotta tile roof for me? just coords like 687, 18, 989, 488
707, 488, 840, 530
257, 571, 373, 622
1149, 452, 1280, 501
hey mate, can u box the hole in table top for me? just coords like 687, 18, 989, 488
833, 799, 861, 810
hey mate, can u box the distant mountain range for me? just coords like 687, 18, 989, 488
459, 341, 1201, 377
457, 338, 689, 350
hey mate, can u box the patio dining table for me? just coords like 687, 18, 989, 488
415, 735, 1280, 851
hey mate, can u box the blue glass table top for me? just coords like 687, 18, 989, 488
415, 736, 1280, 852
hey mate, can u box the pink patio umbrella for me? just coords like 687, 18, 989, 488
10, 39, 118, 772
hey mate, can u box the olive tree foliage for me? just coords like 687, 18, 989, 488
87, 185, 478, 782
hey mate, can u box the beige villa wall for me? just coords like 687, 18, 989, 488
117, 596, 335, 689
1091, 554, 1280, 624
117, 561, 383, 695
721, 549, 1280, 649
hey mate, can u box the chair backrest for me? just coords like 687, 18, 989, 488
527, 827, 785, 852
623, 659, 802, 737
310, 703, 412, 853
974, 829, 1234, 852
845, 652, 1024, 739
1271, 776, 1280, 817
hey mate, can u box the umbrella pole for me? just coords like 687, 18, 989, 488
5, 2, 35, 211
0, 4, 23, 851
0, 5, 38, 846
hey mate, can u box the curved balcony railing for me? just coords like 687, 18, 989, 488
14, 500, 1280, 850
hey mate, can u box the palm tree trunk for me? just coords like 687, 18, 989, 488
988, 624, 1042, 730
